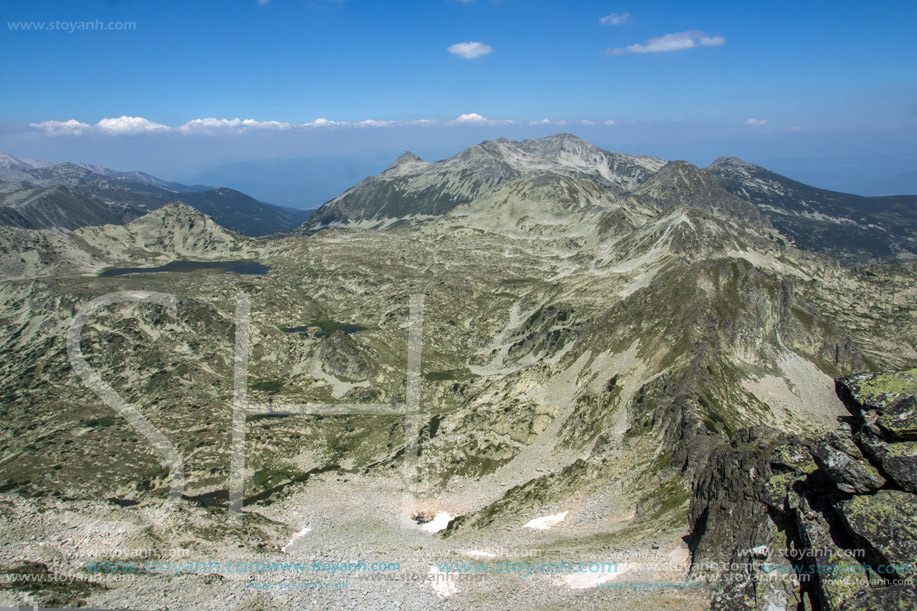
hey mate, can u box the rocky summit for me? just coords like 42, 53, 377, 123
0, 135, 916, 610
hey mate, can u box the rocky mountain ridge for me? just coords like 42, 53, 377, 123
707, 156, 917, 263
298, 134, 917, 264
300, 134, 668, 232
0, 202, 255, 279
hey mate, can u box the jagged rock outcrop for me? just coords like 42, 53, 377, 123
688, 369, 917, 610
810, 428, 886, 494
317, 330, 375, 381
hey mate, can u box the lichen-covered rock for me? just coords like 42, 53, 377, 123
857, 428, 917, 493
795, 494, 867, 611
837, 369, 917, 410
853, 426, 887, 460
836, 369, 917, 435
762, 471, 804, 510
771, 442, 819, 474
877, 396, 917, 440
811, 439, 885, 494
761, 442, 819, 510
878, 441, 917, 493
692, 370, 917, 611
836, 490, 917, 578
836, 584, 917, 611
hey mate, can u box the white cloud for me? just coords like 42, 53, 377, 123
447, 41, 494, 59
353, 119, 395, 127
600, 12, 631, 26
745, 118, 767, 126
96, 116, 169, 134
789, 126, 802, 132
30, 116, 168, 136
178, 117, 294, 133
580, 119, 596, 126
447, 113, 515, 126
557, 120, 568, 125
606, 30, 724, 55
247, 119, 290, 129
309, 118, 343, 127
603, 119, 617, 126
453, 113, 488, 124
28, 119, 92, 135
29, 113, 532, 135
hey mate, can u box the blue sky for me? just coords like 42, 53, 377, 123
2, 0, 916, 205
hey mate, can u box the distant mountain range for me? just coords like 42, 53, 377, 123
0, 152, 313, 236
294, 134, 917, 263
3, 136, 915, 263
301, 134, 667, 230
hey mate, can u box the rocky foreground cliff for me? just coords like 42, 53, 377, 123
689, 369, 917, 610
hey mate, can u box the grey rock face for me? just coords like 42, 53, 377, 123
877, 441, 917, 493
811, 439, 885, 493
836, 490, 917, 578
856, 428, 917, 493
690, 370, 917, 611
877, 396, 917, 440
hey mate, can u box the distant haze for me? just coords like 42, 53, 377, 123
177, 156, 395, 209
3, 123, 916, 208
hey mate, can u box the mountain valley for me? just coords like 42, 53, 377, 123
0, 134, 916, 610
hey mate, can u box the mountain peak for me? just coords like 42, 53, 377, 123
635, 160, 764, 223
300, 133, 668, 232
0, 151, 50, 171
397, 151, 423, 163
384, 151, 427, 174
516, 133, 593, 154
126, 200, 248, 243
544, 132, 588, 144
707, 156, 759, 171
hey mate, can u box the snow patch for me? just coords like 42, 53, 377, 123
464, 550, 497, 559
524, 511, 568, 530
421, 511, 454, 533
280, 526, 312, 553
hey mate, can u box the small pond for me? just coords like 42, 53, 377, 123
99, 260, 270, 277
